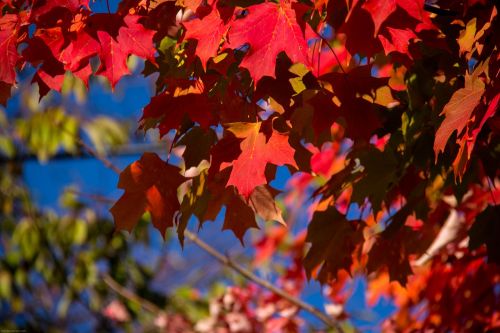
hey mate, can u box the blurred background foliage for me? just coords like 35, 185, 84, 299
0, 60, 215, 332
0, 170, 212, 331
0, 73, 130, 162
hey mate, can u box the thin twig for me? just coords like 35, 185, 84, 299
80, 136, 342, 331
423, 4, 457, 16
312, 28, 354, 95
76, 138, 122, 174
105, 0, 111, 14
486, 177, 498, 205
312, 29, 348, 77
103, 273, 167, 317
67, 189, 116, 205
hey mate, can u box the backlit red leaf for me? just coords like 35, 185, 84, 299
379, 27, 417, 56
221, 122, 297, 199
362, 0, 396, 37
96, 15, 156, 87
0, 14, 19, 85
183, 9, 228, 69
59, 30, 101, 71
227, 0, 309, 83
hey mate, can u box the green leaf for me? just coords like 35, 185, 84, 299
0, 135, 15, 157
83, 116, 129, 156
73, 219, 88, 245
0, 271, 12, 299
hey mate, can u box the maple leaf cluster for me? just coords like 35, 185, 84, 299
2, 0, 500, 329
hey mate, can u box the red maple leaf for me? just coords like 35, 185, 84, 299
362, 0, 397, 37
96, 15, 156, 87
366, 227, 414, 286
227, 0, 309, 83
21, 36, 67, 97
223, 192, 259, 242
59, 30, 101, 72
396, 0, 427, 22
304, 207, 363, 283
141, 81, 215, 136
96, 31, 131, 87
378, 27, 417, 56
117, 15, 156, 62
362, 0, 429, 37
452, 92, 500, 178
35, 27, 66, 61
220, 122, 297, 199
23, 13, 156, 91
31, 25, 96, 90
343, 0, 431, 57
31, 0, 89, 19
183, 8, 228, 69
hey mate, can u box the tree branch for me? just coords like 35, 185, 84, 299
76, 138, 343, 331
0, 142, 166, 164
183, 230, 342, 330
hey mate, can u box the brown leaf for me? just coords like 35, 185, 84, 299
248, 185, 285, 225
110, 153, 186, 238
434, 72, 485, 158
367, 227, 414, 286
304, 207, 363, 283
223, 192, 259, 244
